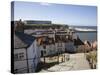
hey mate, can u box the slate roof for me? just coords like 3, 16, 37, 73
14, 35, 27, 48
74, 37, 84, 46
86, 41, 91, 47
14, 31, 36, 48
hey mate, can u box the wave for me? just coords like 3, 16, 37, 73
74, 27, 97, 32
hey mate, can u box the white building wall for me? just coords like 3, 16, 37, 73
27, 40, 41, 72
39, 44, 57, 56
48, 34, 55, 38
62, 43, 65, 52
14, 48, 27, 71
34, 40, 41, 62
46, 44, 55, 55
14, 61, 27, 73
39, 42, 66, 56
39, 45, 44, 51
55, 42, 65, 53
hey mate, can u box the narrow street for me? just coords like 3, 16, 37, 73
39, 53, 90, 72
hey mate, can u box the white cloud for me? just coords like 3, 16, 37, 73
40, 2, 52, 6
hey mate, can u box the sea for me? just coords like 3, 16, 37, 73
71, 26, 97, 43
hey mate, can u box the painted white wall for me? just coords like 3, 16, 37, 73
27, 40, 41, 72
14, 40, 41, 73
14, 48, 27, 71
39, 44, 59, 56
34, 40, 41, 62
27, 42, 35, 59
14, 48, 27, 59
46, 44, 55, 55
14, 61, 27, 73
62, 43, 65, 51
55, 42, 65, 53
48, 34, 55, 38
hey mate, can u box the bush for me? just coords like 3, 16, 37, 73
86, 51, 97, 69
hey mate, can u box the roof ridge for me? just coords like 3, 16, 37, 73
15, 31, 36, 46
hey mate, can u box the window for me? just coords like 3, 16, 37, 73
58, 43, 62, 47
14, 54, 18, 61
14, 53, 24, 61
43, 45, 46, 49
19, 53, 24, 59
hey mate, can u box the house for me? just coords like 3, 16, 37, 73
14, 31, 41, 73
65, 31, 76, 53
92, 41, 97, 50
55, 29, 74, 53
36, 29, 72, 55
55, 35, 66, 54
35, 29, 74, 63
37, 35, 66, 63
37, 36, 55, 57
43, 37, 55, 56
84, 40, 92, 52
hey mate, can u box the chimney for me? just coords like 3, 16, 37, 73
15, 19, 24, 32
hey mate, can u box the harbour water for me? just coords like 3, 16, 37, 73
76, 32, 97, 43
72, 26, 97, 43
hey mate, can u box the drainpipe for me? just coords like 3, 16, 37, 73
26, 47, 29, 73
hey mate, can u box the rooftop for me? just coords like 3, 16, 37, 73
14, 31, 36, 48
74, 37, 84, 46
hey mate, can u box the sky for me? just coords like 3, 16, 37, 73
13, 1, 97, 26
